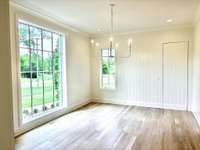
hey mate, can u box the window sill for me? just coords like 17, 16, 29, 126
100, 87, 116, 91
22, 105, 67, 125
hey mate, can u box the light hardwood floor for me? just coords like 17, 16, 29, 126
15, 103, 200, 150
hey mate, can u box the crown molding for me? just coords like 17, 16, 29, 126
10, 0, 195, 39
90, 24, 193, 38
194, 2, 200, 25
10, 0, 90, 37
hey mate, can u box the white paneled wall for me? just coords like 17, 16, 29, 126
91, 28, 193, 110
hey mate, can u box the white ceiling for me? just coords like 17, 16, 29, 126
12, 0, 200, 35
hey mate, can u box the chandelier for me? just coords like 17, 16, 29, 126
91, 4, 133, 58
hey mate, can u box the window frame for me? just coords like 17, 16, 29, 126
100, 48, 117, 90
15, 17, 68, 129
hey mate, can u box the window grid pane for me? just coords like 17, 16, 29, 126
19, 21, 63, 121
100, 48, 116, 89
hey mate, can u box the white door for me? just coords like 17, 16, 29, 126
163, 42, 188, 110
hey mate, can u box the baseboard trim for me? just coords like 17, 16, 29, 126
15, 98, 192, 137
92, 98, 187, 111
192, 111, 200, 127
14, 99, 91, 137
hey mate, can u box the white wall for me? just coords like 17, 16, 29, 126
10, 3, 91, 135
0, 0, 14, 149
67, 31, 91, 107
192, 20, 200, 125
8, 1, 199, 137
91, 28, 193, 110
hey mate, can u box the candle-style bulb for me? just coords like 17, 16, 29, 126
128, 38, 132, 45
115, 43, 119, 48
95, 42, 99, 46
109, 37, 114, 42
91, 39, 94, 44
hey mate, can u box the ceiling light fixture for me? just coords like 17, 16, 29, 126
91, 4, 132, 58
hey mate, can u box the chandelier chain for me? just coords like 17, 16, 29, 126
110, 4, 115, 36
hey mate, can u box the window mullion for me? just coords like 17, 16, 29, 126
28, 25, 33, 114
108, 56, 110, 88
51, 33, 55, 106
101, 49, 103, 88
59, 35, 63, 105
41, 30, 45, 110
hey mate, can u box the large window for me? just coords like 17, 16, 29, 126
18, 20, 65, 123
100, 48, 116, 89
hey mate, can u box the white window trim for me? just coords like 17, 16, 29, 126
13, 13, 68, 136
99, 48, 117, 91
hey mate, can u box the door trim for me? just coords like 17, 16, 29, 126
161, 41, 189, 111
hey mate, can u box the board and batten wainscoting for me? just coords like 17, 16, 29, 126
91, 28, 193, 112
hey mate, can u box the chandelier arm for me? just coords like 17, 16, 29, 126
111, 4, 114, 35
92, 4, 133, 59
117, 46, 132, 58
93, 54, 102, 57
93, 48, 132, 58
92, 49, 103, 57
109, 4, 115, 57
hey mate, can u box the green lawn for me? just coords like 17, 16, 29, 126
21, 74, 60, 109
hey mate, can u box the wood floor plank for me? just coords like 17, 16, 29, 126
15, 103, 200, 150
